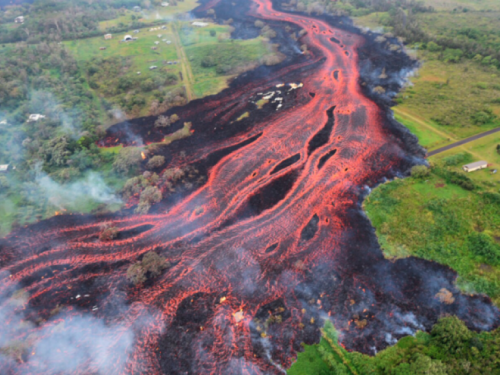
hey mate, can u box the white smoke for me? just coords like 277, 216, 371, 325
36, 171, 122, 209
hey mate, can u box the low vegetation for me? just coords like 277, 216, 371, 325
288, 317, 500, 374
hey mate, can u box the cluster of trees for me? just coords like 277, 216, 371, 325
291, 316, 500, 374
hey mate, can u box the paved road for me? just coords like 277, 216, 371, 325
428, 127, 500, 156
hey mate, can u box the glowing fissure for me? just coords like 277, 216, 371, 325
1, 0, 498, 373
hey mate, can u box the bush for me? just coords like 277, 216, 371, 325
146, 155, 165, 170
411, 165, 430, 178
467, 232, 500, 265
113, 147, 142, 174
135, 186, 162, 214
126, 251, 170, 285
442, 153, 470, 166
99, 222, 119, 241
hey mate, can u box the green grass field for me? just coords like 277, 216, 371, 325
65, 30, 180, 74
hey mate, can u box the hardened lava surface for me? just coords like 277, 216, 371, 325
0, 0, 498, 374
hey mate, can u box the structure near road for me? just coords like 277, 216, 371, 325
463, 161, 488, 172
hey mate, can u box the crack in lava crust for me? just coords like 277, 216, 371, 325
0, 0, 499, 374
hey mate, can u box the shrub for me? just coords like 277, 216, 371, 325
135, 186, 162, 214
99, 222, 119, 241
154, 115, 171, 128
427, 41, 441, 52
146, 155, 165, 170
126, 251, 170, 285
411, 165, 430, 178
113, 147, 142, 174
467, 232, 500, 265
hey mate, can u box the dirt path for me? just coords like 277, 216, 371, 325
393, 107, 457, 142
171, 24, 195, 101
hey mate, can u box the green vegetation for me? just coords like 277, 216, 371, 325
364, 160, 500, 305
289, 317, 500, 374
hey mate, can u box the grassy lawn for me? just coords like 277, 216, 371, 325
65, 30, 180, 74
364, 167, 500, 306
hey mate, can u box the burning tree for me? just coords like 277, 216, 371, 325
126, 251, 170, 285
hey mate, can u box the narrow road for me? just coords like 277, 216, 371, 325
171, 23, 196, 101
428, 127, 500, 156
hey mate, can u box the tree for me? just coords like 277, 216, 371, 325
126, 251, 170, 285
170, 113, 179, 123
113, 147, 142, 174
210, 29, 216, 37
254, 20, 264, 28
411, 165, 430, 178
431, 316, 472, 354
496, 144, 500, 155
136, 186, 162, 214
99, 222, 119, 241
146, 155, 165, 170
155, 115, 171, 128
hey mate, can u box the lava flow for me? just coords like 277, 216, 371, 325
1, 0, 498, 374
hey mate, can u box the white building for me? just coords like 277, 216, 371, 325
15, 16, 24, 23
192, 21, 209, 27
161, 2, 169, 7
463, 161, 488, 172
124, 35, 134, 41
27, 114, 46, 122
0, 165, 9, 173
104, 34, 112, 40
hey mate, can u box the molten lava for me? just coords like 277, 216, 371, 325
0, 0, 498, 373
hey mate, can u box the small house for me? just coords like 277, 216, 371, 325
0, 120, 7, 126
157, 34, 162, 38
192, 21, 209, 27
166, 40, 172, 44
154, 41, 159, 45
161, 2, 169, 7
463, 161, 488, 173
27, 114, 46, 122
0, 165, 9, 173
133, 29, 140, 34
124, 35, 133, 41
104, 34, 112, 40
133, 6, 141, 12
149, 66, 158, 70
14, 16, 24, 23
